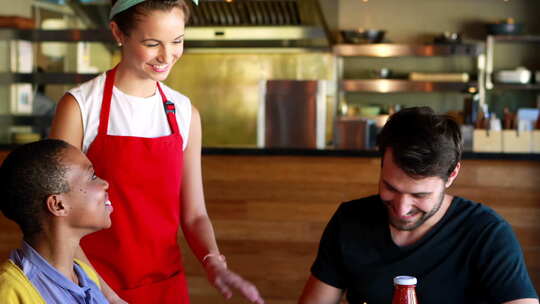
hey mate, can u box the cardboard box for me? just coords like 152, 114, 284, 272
10, 84, 33, 114
473, 129, 502, 153
532, 130, 540, 153
10, 40, 33, 73
502, 130, 532, 153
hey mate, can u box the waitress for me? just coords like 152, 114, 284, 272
50, 1, 264, 303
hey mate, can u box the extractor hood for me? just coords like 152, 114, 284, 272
68, 0, 331, 49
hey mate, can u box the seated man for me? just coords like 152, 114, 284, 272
0, 139, 112, 303
299, 107, 538, 304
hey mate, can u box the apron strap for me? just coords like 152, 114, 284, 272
98, 67, 117, 135
157, 82, 180, 135
99, 67, 181, 136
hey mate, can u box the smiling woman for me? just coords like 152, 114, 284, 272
48, 1, 264, 304
110, 6, 186, 91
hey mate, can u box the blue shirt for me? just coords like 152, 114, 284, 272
9, 241, 109, 304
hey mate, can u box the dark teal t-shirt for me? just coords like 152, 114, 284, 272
311, 195, 538, 304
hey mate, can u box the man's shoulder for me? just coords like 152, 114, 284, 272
451, 196, 506, 225
447, 196, 511, 240
340, 194, 382, 211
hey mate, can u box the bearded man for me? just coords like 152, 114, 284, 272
299, 107, 538, 304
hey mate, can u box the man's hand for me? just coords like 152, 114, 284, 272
204, 259, 265, 304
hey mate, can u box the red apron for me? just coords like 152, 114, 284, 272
81, 67, 190, 303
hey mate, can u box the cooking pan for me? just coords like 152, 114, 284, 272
487, 18, 524, 35
341, 29, 386, 44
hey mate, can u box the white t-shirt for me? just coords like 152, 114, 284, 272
68, 73, 192, 153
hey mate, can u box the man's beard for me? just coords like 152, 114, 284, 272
383, 190, 445, 231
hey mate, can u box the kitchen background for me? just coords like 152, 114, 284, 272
1, 0, 540, 148
1, 1, 540, 303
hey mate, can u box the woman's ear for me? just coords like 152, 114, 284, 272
46, 194, 69, 217
109, 21, 125, 47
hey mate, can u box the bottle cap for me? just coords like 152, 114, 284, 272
393, 276, 417, 286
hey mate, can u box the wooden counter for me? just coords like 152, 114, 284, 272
1, 153, 539, 303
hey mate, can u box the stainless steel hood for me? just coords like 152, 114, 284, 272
69, 0, 331, 49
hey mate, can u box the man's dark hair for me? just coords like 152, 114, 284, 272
377, 106, 462, 180
0, 139, 71, 237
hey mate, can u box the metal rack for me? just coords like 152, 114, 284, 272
341, 79, 478, 93
0, 27, 329, 86
334, 43, 482, 57
485, 34, 540, 91
332, 42, 485, 150
333, 43, 485, 111
0, 72, 98, 85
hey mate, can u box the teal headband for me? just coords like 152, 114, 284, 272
109, 0, 198, 20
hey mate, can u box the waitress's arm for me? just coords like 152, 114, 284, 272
49, 94, 128, 304
49, 93, 84, 148
180, 106, 264, 304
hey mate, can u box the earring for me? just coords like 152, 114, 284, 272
117, 42, 122, 47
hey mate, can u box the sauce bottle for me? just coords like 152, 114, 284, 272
391, 276, 418, 304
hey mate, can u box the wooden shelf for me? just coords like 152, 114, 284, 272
341, 79, 476, 93
333, 43, 483, 57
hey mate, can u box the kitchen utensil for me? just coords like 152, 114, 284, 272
12, 132, 41, 144
487, 18, 524, 35
409, 72, 470, 82
359, 106, 381, 117
263, 80, 322, 149
0, 16, 35, 29
493, 67, 531, 84
503, 107, 516, 129
341, 29, 386, 44
372, 68, 392, 79
517, 108, 539, 131
334, 118, 376, 150
433, 32, 462, 44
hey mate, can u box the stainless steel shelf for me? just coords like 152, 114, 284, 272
0, 29, 114, 42
491, 35, 540, 43
341, 79, 476, 93
0, 73, 99, 84
333, 43, 483, 57
491, 83, 540, 90
0, 27, 329, 47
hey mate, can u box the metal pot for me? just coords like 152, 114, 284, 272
341, 29, 386, 44
487, 18, 524, 35
433, 32, 462, 44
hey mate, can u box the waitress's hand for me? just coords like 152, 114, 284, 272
204, 259, 265, 304
106, 295, 128, 304
101, 282, 128, 304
